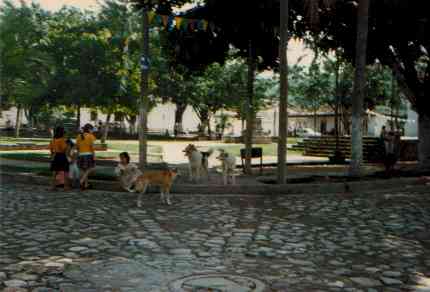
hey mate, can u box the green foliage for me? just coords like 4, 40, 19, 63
290, 54, 397, 113
189, 58, 276, 133
0, 1, 54, 110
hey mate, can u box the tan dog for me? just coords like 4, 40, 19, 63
134, 169, 178, 207
183, 144, 213, 182
216, 149, 236, 185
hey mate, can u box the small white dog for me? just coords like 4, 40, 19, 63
183, 144, 213, 182
216, 149, 236, 185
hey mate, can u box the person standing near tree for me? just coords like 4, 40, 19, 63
76, 123, 96, 190
49, 126, 70, 191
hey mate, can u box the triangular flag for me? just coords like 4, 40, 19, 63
161, 15, 169, 27
167, 16, 175, 30
155, 14, 163, 26
175, 17, 182, 29
202, 20, 209, 31
148, 11, 155, 24
189, 19, 196, 31
181, 18, 189, 30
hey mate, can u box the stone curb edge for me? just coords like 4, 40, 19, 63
1, 172, 427, 195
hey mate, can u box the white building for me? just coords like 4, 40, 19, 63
1, 101, 419, 138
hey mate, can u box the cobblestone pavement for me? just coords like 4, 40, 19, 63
1, 183, 430, 292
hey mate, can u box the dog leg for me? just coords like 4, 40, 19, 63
223, 173, 227, 185
204, 159, 210, 181
232, 174, 236, 185
160, 190, 165, 203
189, 165, 194, 182
137, 183, 148, 207
195, 167, 200, 183
137, 192, 143, 208
165, 188, 172, 205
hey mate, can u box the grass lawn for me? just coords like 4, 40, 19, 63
0, 137, 50, 145
107, 140, 163, 154
0, 150, 162, 161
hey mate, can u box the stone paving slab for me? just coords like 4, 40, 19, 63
0, 182, 430, 292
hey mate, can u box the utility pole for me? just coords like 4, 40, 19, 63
277, 0, 289, 184
138, 8, 150, 169
349, 0, 370, 176
244, 40, 255, 175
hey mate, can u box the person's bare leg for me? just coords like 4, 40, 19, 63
64, 174, 71, 191
50, 172, 57, 191
80, 168, 93, 188
80, 169, 89, 189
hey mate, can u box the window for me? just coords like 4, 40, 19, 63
90, 110, 98, 121
114, 112, 124, 122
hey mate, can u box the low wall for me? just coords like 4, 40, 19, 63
399, 139, 418, 161
0, 143, 108, 151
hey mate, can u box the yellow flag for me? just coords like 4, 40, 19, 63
148, 11, 156, 24
203, 20, 209, 31
175, 17, 182, 29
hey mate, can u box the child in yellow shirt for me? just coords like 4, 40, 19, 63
49, 126, 70, 191
76, 123, 96, 190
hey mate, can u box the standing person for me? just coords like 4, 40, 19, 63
49, 126, 70, 191
76, 123, 96, 190
66, 139, 80, 188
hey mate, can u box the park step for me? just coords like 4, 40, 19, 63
300, 136, 384, 162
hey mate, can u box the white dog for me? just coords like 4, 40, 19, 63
183, 144, 213, 182
216, 149, 236, 185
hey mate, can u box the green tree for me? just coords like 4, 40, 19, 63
0, 0, 53, 136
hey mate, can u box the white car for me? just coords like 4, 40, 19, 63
296, 128, 322, 138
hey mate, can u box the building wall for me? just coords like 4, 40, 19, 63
404, 103, 418, 137
2, 103, 419, 138
0, 107, 28, 127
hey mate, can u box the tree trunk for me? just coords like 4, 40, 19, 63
127, 115, 137, 135
76, 105, 81, 131
196, 109, 210, 135
174, 103, 187, 136
244, 40, 255, 175
15, 104, 22, 138
314, 110, 317, 133
349, 0, 370, 177
277, 0, 289, 184
335, 60, 340, 151
138, 10, 150, 169
418, 113, 430, 170
101, 112, 112, 144
207, 123, 211, 137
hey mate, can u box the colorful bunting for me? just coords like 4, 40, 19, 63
162, 15, 169, 27
146, 11, 214, 33
175, 17, 183, 29
181, 18, 189, 30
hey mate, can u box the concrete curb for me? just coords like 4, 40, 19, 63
1, 172, 427, 195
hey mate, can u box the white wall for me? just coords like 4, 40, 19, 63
404, 103, 418, 137
0, 107, 28, 127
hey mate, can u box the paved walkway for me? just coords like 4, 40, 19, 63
0, 182, 429, 291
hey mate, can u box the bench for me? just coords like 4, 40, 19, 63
240, 147, 263, 174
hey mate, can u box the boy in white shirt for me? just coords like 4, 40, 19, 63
115, 152, 142, 192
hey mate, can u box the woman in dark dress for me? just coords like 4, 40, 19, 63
49, 126, 70, 191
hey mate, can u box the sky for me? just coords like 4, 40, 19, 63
8, 0, 313, 66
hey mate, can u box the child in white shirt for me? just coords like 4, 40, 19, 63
115, 152, 142, 192
66, 139, 80, 188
